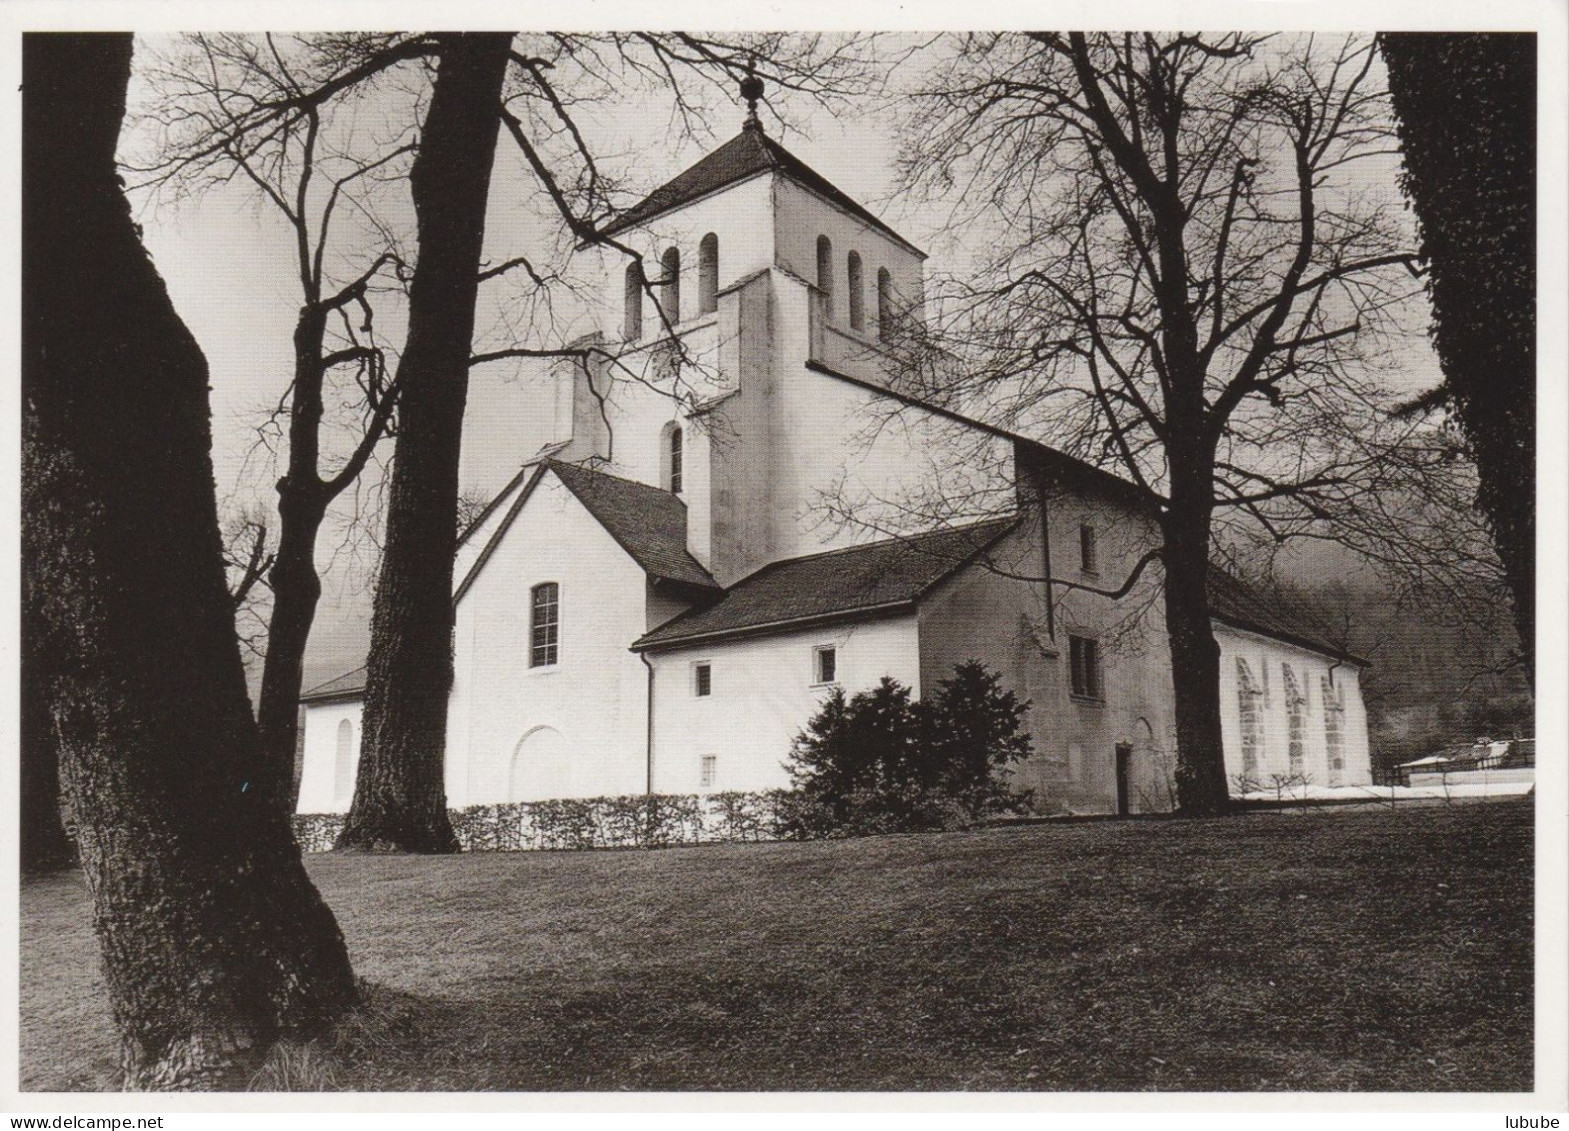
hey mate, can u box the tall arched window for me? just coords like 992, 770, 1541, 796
659, 246, 681, 326
623, 261, 644, 341
334, 718, 355, 803
1235, 658, 1263, 779
815, 235, 834, 318
1282, 664, 1306, 778
1321, 676, 1346, 786
698, 232, 719, 315
876, 268, 893, 342
668, 423, 684, 495
846, 251, 865, 330
531, 582, 560, 668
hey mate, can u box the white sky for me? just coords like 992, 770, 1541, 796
123, 33, 1438, 687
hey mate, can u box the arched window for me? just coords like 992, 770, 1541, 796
876, 268, 893, 342
698, 233, 719, 315
668, 424, 684, 495
623, 261, 644, 341
846, 251, 864, 330
333, 718, 355, 803
531, 582, 560, 668
1282, 664, 1306, 778
659, 246, 681, 326
1321, 676, 1346, 786
1235, 658, 1263, 780
815, 235, 834, 318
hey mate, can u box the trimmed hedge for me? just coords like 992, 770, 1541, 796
292, 789, 797, 854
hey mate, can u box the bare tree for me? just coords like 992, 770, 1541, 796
335, 33, 881, 851
130, 33, 420, 813
895, 33, 1421, 815
23, 32, 356, 1087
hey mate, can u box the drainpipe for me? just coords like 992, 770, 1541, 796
640, 651, 656, 795
1037, 465, 1056, 641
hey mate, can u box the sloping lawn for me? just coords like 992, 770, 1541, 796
21, 799, 1532, 1092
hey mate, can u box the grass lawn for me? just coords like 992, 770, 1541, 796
20, 799, 1532, 1093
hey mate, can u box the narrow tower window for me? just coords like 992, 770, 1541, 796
847, 251, 865, 330
876, 267, 893, 342
659, 246, 681, 326
623, 260, 643, 341
698, 232, 719, 315
669, 424, 683, 495
815, 235, 834, 318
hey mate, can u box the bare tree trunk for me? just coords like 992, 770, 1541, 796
336, 33, 513, 853
255, 305, 333, 812
255, 486, 328, 811
23, 33, 357, 1088
1161, 501, 1231, 817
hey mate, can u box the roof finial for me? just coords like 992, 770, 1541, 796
740, 59, 765, 132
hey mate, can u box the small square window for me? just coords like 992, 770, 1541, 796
813, 645, 838, 686
694, 663, 712, 697
1079, 524, 1098, 574
1069, 634, 1103, 700
700, 754, 717, 788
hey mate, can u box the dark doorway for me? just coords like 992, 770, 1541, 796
1115, 743, 1133, 816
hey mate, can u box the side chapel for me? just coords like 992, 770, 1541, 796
298, 89, 1372, 818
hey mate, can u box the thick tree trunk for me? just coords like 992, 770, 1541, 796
1161, 450, 1231, 817
23, 33, 357, 1088
21, 429, 76, 874
336, 33, 513, 853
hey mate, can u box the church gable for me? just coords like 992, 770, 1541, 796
455, 459, 718, 607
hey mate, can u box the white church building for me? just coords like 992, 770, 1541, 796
297, 109, 1372, 819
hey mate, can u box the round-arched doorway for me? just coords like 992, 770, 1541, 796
507, 725, 569, 802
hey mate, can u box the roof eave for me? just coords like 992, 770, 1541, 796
632, 598, 918, 653
1211, 613, 1370, 668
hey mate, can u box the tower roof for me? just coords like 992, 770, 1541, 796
601, 126, 924, 257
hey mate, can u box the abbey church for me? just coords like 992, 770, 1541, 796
296, 105, 1373, 818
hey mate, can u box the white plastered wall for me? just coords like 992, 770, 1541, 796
646, 614, 922, 795
296, 699, 364, 815
446, 469, 654, 806
1215, 623, 1373, 790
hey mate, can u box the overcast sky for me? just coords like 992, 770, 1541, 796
120, 33, 1439, 688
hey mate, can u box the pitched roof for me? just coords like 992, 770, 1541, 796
633, 518, 1016, 651
547, 461, 719, 591
601, 124, 923, 256
805, 361, 1153, 512
1206, 569, 1368, 665
300, 666, 366, 704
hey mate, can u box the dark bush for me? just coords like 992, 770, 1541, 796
784, 660, 1036, 836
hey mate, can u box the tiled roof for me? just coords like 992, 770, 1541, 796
602, 124, 921, 255
1207, 569, 1368, 665
633, 519, 1016, 651
548, 461, 719, 591
300, 666, 366, 703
